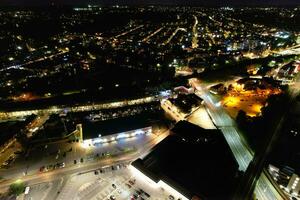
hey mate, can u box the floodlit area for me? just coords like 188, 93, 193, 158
24, 165, 183, 200
221, 83, 281, 118
0, 125, 167, 180
187, 106, 216, 129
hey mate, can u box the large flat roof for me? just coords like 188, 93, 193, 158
132, 121, 239, 200
169, 93, 202, 114
82, 113, 156, 140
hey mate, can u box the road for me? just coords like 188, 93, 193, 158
0, 95, 162, 120
272, 44, 300, 56
142, 27, 164, 43
114, 25, 144, 39
164, 27, 187, 45
192, 15, 199, 49
0, 128, 169, 193
26, 114, 49, 138
191, 79, 286, 200
0, 48, 69, 73
194, 88, 252, 172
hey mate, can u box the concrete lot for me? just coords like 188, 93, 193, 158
0, 125, 167, 180
24, 165, 179, 200
222, 89, 280, 118
187, 106, 216, 129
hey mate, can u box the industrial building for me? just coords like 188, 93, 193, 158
80, 114, 153, 146
131, 121, 239, 200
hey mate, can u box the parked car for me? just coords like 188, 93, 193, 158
56, 162, 65, 168
144, 192, 150, 198
39, 166, 46, 172
169, 195, 175, 200
135, 190, 141, 195
129, 180, 135, 185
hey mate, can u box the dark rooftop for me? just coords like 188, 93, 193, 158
132, 121, 239, 200
169, 94, 202, 114
82, 113, 156, 140
0, 121, 25, 146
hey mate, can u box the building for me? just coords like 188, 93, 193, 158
81, 115, 152, 146
287, 174, 300, 196
131, 121, 239, 200
161, 93, 203, 121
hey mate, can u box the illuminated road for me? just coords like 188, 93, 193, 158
0, 129, 169, 193
142, 27, 164, 43
114, 25, 144, 39
164, 27, 187, 45
192, 80, 286, 200
191, 15, 199, 49
0, 48, 69, 73
0, 95, 161, 120
272, 44, 300, 56
26, 114, 49, 138
195, 89, 252, 171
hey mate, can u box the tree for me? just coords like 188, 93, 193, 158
9, 180, 25, 196
236, 110, 247, 126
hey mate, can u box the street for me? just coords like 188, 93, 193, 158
191, 79, 285, 200
0, 127, 170, 194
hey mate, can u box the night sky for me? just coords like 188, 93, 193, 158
0, 0, 299, 6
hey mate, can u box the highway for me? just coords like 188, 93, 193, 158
194, 88, 252, 172
191, 80, 286, 200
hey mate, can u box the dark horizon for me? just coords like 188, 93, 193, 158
0, 0, 300, 6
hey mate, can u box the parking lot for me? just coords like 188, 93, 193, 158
0, 129, 162, 180
24, 164, 182, 200
222, 89, 280, 118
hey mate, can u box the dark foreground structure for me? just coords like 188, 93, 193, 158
132, 121, 239, 200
